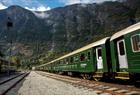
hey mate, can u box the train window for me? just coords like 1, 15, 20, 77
66, 59, 69, 64
131, 34, 140, 52
60, 60, 64, 64
74, 56, 79, 62
87, 52, 91, 60
74, 56, 76, 62
118, 41, 125, 55
63, 60, 65, 64
63, 60, 66, 64
70, 57, 73, 63
80, 53, 85, 61
97, 49, 102, 57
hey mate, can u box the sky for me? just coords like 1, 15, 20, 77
0, 0, 116, 11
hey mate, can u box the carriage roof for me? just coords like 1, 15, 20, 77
110, 22, 140, 41
45, 37, 110, 65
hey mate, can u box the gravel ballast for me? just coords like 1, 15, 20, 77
7, 71, 97, 95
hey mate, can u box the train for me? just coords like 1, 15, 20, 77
36, 22, 140, 81
0, 57, 16, 74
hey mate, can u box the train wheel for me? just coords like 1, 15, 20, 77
81, 74, 85, 79
81, 74, 86, 79
81, 74, 93, 80
85, 74, 93, 80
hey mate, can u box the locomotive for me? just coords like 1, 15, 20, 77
36, 22, 140, 81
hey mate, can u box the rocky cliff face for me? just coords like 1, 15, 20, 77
0, 0, 140, 66
0, 6, 52, 63
43, 0, 140, 54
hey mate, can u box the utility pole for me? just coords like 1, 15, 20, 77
7, 17, 13, 76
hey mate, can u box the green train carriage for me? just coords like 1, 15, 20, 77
36, 22, 140, 81
36, 37, 112, 79
110, 22, 140, 80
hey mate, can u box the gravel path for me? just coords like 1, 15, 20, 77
6, 71, 97, 95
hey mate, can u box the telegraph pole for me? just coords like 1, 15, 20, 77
7, 17, 13, 76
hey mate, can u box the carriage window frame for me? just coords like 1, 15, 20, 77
118, 41, 125, 56
80, 53, 85, 61
60, 60, 64, 64
87, 52, 91, 60
74, 55, 79, 62
66, 58, 69, 64
63, 59, 67, 64
70, 57, 74, 63
96, 47, 102, 59
131, 34, 140, 52
97, 48, 102, 58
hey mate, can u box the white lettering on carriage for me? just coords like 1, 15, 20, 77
80, 64, 87, 68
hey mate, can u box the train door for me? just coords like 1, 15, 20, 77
117, 39, 128, 69
96, 47, 103, 70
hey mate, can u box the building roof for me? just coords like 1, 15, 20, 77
44, 37, 110, 65
110, 22, 140, 41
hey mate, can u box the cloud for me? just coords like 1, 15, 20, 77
25, 5, 51, 11
94, 0, 116, 3
59, 0, 116, 5
0, 2, 7, 10
36, 5, 51, 11
60, 0, 81, 5
33, 12, 50, 19
1, 0, 51, 12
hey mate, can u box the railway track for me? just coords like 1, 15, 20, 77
37, 71, 140, 95
0, 73, 24, 85
0, 72, 30, 95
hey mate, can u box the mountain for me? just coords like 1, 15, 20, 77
0, 6, 52, 67
0, 0, 140, 67
41, 0, 140, 60
0, 6, 52, 42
